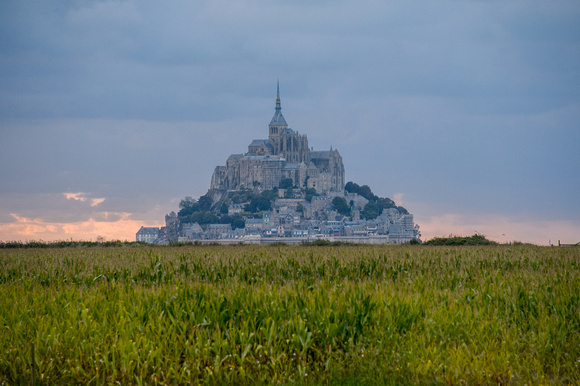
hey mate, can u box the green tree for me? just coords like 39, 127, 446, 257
304, 188, 318, 202
231, 215, 245, 230
260, 189, 278, 201
376, 197, 396, 211
345, 181, 358, 194
245, 194, 273, 213
361, 201, 380, 220
345, 181, 404, 214
344, 181, 376, 201
219, 215, 232, 224
189, 211, 219, 225
203, 212, 219, 224
332, 196, 351, 216
423, 234, 497, 246
179, 196, 196, 210
178, 196, 200, 218
358, 185, 376, 201
198, 195, 213, 212
279, 178, 293, 190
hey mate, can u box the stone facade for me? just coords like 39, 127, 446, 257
211, 82, 345, 193
165, 211, 180, 243
136, 226, 160, 243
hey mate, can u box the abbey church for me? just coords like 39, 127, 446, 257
210, 82, 345, 192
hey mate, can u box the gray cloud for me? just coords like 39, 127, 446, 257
1, 0, 579, 241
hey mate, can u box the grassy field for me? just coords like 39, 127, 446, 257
1, 245, 579, 384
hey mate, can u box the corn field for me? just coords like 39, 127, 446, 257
1, 245, 579, 384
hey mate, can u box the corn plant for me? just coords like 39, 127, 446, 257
0, 245, 578, 384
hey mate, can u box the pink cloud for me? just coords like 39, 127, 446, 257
63, 192, 105, 207
0, 213, 161, 242
64, 192, 88, 202
90, 198, 106, 207
393, 193, 404, 206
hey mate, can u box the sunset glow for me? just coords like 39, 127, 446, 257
1, 213, 161, 242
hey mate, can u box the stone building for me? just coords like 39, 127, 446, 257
210, 82, 345, 193
136, 226, 160, 243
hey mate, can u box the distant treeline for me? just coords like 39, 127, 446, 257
422, 234, 498, 246
0, 240, 375, 248
1, 235, 533, 248
0, 240, 147, 249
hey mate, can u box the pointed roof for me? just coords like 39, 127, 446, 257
269, 79, 288, 126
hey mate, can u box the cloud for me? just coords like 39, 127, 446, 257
0, 190, 172, 227
1, 213, 159, 242
64, 192, 87, 202
393, 193, 404, 207
0, 189, 176, 241
91, 198, 106, 207
63, 192, 105, 207
3, 0, 578, 121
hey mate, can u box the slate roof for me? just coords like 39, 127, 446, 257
137, 227, 160, 235
269, 109, 287, 126
310, 151, 331, 159
227, 154, 244, 161
243, 155, 284, 161
249, 139, 270, 147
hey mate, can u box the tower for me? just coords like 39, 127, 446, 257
268, 80, 288, 152
267, 81, 309, 164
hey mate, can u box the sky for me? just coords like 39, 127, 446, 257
1, 0, 579, 245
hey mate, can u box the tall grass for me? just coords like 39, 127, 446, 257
1, 245, 578, 384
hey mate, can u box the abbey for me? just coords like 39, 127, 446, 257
210, 82, 345, 192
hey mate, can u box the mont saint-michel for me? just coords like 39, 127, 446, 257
137, 83, 420, 244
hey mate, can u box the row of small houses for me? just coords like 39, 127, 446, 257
137, 213, 419, 245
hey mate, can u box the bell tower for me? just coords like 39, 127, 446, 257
268, 80, 288, 153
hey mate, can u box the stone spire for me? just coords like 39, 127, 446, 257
276, 79, 281, 110
269, 79, 287, 127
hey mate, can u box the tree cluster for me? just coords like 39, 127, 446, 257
304, 188, 318, 202
331, 196, 351, 216
345, 181, 408, 220
178, 195, 243, 228
176, 181, 409, 229
177, 189, 281, 230
244, 189, 278, 213
422, 234, 498, 246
